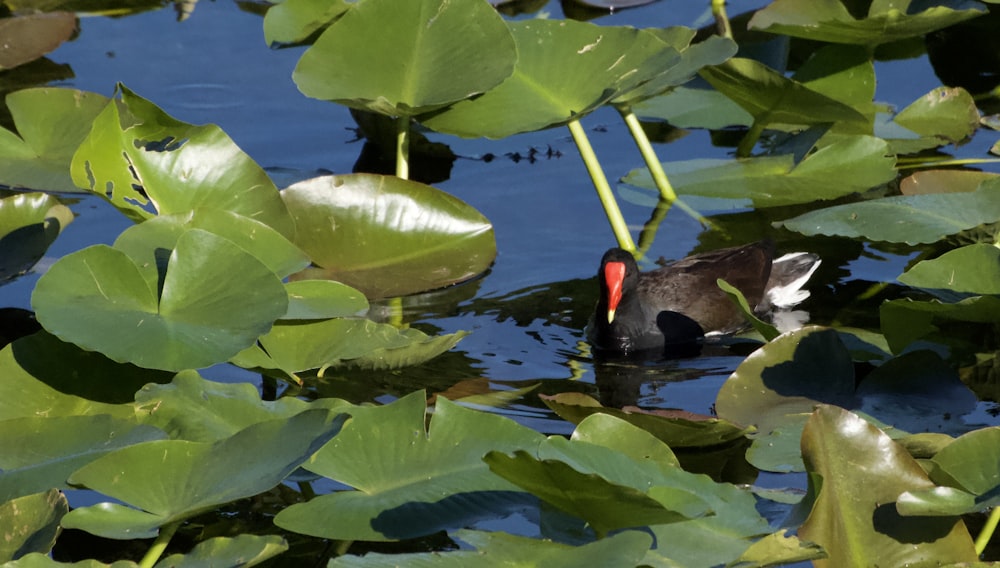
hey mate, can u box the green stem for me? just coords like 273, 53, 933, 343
566, 119, 635, 252
711, 0, 732, 39
387, 296, 404, 328
618, 106, 714, 229
976, 506, 1000, 555
298, 480, 316, 500
139, 520, 181, 568
636, 198, 671, 257
396, 115, 410, 180
737, 120, 765, 158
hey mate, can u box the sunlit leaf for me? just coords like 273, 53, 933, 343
274, 393, 544, 541
153, 534, 288, 568
263, 0, 351, 46
422, 19, 680, 138
776, 182, 1000, 244
924, 427, 1000, 495
730, 530, 827, 567
70, 85, 295, 237
293, 0, 515, 116
797, 405, 976, 567
282, 280, 369, 320
0, 193, 73, 283
0, 490, 67, 562
748, 0, 986, 46
282, 174, 495, 298
898, 243, 1000, 298
893, 87, 979, 144
633, 84, 753, 129
0, 88, 109, 192
63, 409, 347, 539
718, 278, 780, 341
32, 230, 288, 371
881, 296, 1000, 353
896, 486, 977, 516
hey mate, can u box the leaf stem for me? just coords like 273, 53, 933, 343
737, 120, 765, 158
617, 106, 713, 230
139, 520, 181, 568
976, 506, 1000, 555
566, 118, 635, 252
396, 115, 410, 180
711, 0, 733, 39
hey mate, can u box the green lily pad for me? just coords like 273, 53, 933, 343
154, 534, 288, 568
327, 529, 653, 567
0, 415, 166, 502
792, 44, 876, 111
292, 0, 515, 116
896, 485, 979, 516
282, 280, 369, 320
880, 295, 1000, 353
729, 530, 827, 567
32, 230, 288, 371
924, 427, 1000, 496
0, 88, 109, 192
0, 192, 73, 284
263, 0, 351, 46
63, 409, 347, 539
70, 85, 295, 237
622, 135, 897, 209
893, 86, 980, 144
274, 393, 544, 541
748, 0, 986, 46
797, 405, 976, 566
112, 209, 310, 280
898, 243, 1000, 298
0, 490, 68, 562
776, 182, 1000, 244
718, 278, 780, 341
282, 174, 495, 299
422, 19, 680, 138
633, 84, 753, 129
232, 317, 467, 377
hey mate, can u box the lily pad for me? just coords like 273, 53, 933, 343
893, 86, 979, 144
748, 0, 987, 46
0, 88, 109, 192
274, 393, 544, 541
0, 192, 73, 284
70, 85, 295, 237
899, 169, 997, 195
797, 405, 976, 566
880, 295, 1000, 353
292, 0, 516, 116
62, 409, 347, 539
422, 19, 680, 138
776, 182, 1000, 244
898, 243, 1000, 298
282, 174, 495, 298
263, 0, 352, 46
897, 427, 1000, 515
0, 13, 77, 71
154, 534, 288, 568
31, 230, 288, 371
282, 280, 369, 320
0, 489, 68, 562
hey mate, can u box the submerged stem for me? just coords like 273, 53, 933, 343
976, 506, 1000, 555
566, 119, 635, 252
617, 106, 714, 230
396, 115, 410, 180
139, 520, 181, 568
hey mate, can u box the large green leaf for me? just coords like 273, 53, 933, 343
70, 85, 294, 237
422, 19, 680, 138
292, 0, 515, 116
32, 230, 288, 371
776, 182, 1000, 244
622, 135, 896, 209
328, 529, 652, 567
0, 88, 109, 192
797, 405, 976, 567
748, 0, 987, 46
112, 209, 310, 280
274, 393, 544, 541
0, 193, 73, 284
0, 490, 67, 562
898, 427, 1000, 516
698, 58, 872, 133
231, 317, 467, 377
898, 243, 1000, 298
0, 415, 165, 502
282, 174, 495, 298
62, 409, 347, 539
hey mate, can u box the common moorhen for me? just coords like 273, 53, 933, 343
587, 241, 820, 355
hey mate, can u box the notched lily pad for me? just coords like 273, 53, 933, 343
0, 192, 73, 284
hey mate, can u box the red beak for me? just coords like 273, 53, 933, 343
604, 261, 625, 324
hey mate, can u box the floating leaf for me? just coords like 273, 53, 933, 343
880, 296, 1000, 353
0, 88, 109, 192
327, 529, 652, 567
422, 19, 680, 138
63, 409, 346, 539
718, 278, 780, 341
70, 85, 294, 236
0, 490, 68, 562
0, 193, 73, 283
154, 534, 288, 568
898, 243, 1000, 298
899, 169, 997, 195
292, 0, 516, 116
32, 230, 288, 371
263, 0, 351, 46
797, 406, 976, 567
274, 393, 544, 541
282, 174, 495, 298
748, 0, 986, 46
282, 280, 369, 320
0, 13, 77, 71
776, 183, 1000, 244
893, 87, 979, 144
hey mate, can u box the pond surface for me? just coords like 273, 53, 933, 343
5, 1, 1000, 439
